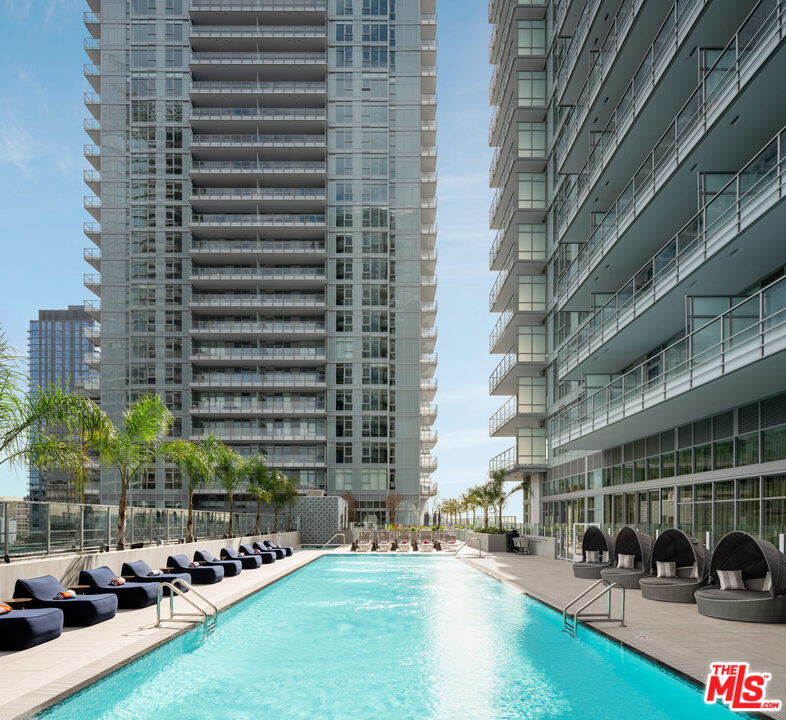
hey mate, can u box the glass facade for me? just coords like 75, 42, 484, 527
84, 0, 437, 522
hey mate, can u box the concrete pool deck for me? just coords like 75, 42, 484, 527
462, 551, 786, 719
0, 549, 324, 720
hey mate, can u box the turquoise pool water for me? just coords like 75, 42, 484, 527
39, 556, 741, 719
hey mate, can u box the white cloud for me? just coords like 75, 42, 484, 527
3, 0, 32, 20
0, 109, 36, 178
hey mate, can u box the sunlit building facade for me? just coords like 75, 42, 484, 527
82, 0, 437, 523
488, 0, 786, 554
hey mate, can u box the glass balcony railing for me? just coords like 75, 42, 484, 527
553, 0, 601, 99
489, 446, 517, 474
556, 127, 786, 378
191, 239, 325, 254
191, 108, 325, 121
554, 0, 702, 171
190, 25, 325, 36
191, 266, 326, 280
189, 0, 326, 8
555, 0, 784, 306
191, 160, 325, 172
191, 293, 325, 307
551, 273, 786, 447
489, 351, 516, 393
489, 302, 514, 352
191, 320, 326, 334
191, 134, 325, 147
192, 372, 326, 388
191, 347, 325, 362
191, 51, 325, 61
192, 400, 325, 414
191, 80, 325, 93
191, 214, 326, 226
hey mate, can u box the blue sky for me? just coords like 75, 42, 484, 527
0, 0, 510, 509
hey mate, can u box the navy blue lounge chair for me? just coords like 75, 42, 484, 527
168, 554, 224, 584
121, 560, 191, 595
0, 607, 63, 650
79, 566, 159, 609
193, 550, 242, 577
263, 539, 293, 557
254, 541, 285, 559
240, 544, 276, 564
221, 546, 262, 569
14, 576, 117, 627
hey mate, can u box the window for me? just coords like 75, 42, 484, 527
362, 363, 388, 385
165, 22, 183, 41
518, 172, 546, 208
335, 206, 353, 228
362, 23, 388, 41
518, 122, 546, 158
362, 417, 388, 437
335, 391, 353, 411
336, 235, 353, 253
362, 259, 387, 279
362, 390, 388, 411
362, 337, 387, 358
131, 50, 156, 69
335, 182, 353, 202
518, 71, 546, 106
165, 0, 183, 14
336, 443, 353, 463
518, 274, 546, 311
335, 47, 353, 68
165, 73, 184, 96
131, 0, 155, 15
518, 224, 546, 261
335, 156, 353, 175
362, 285, 388, 306
362, 311, 387, 332
737, 432, 760, 466
336, 418, 353, 438
336, 131, 353, 149
362, 157, 388, 176
336, 0, 352, 15
336, 311, 353, 332
165, 47, 183, 66
517, 20, 546, 55
336, 363, 353, 384
362, 442, 388, 463
363, 207, 387, 227
336, 23, 353, 41
335, 72, 353, 96
362, 47, 388, 68
362, 0, 387, 15
131, 101, 156, 122
763, 427, 786, 462
362, 232, 388, 253
336, 285, 353, 306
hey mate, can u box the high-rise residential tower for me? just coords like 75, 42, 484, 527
83, 0, 437, 523
488, 0, 786, 553
28, 306, 98, 502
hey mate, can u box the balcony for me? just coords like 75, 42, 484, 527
83, 299, 100, 320
84, 248, 101, 272
420, 455, 438, 474
191, 399, 325, 416
190, 265, 326, 286
551, 274, 786, 450
190, 80, 326, 103
190, 238, 325, 259
83, 195, 100, 221
84, 118, 100, 144
83, 324, 101, 344
84, 11, 99, 38
84, 222, 101, 246
489, 303, 514, 354
489, 445, 548, 476
190, 108, 326, 132
84, 144, 100, 170
420, 480, 438, 498
556, 127, 786, 380
555, 0, 785, 257
190, 292, 326, 312
420, 429, 438, 450
420, 379, 437, 400
190, 347, 326, 365
84, 92, 100, 119
191, 372, 326, 390
190, 319, 326, 338
84, 37, 100, 63
420, 352, 437, 379
84, 170, 100, 194
190, 213, 326, 238
191, 133, 326, 151
489, 396, 546, 437
189, 0, 326, 8
190, 160, 325, 180
83, 273, 101, 296
420, 403, 438, 425
84, 351, 101, 369
488, 349, 547, 396
84, 63, 100, 92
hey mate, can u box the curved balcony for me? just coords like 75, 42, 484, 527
552, 274, 786, 450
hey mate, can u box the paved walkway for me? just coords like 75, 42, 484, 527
0, 550, 324, 720
462, 552, 786, 719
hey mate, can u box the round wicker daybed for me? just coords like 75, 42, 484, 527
639, 528, 711, 603
695, 531, 786, 623
572, 526, 615, 579
600, 527, 653, 589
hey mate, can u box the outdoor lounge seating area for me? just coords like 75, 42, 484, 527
349, 530, 462, 552
572, 527, 615, 579
2, 541, 294, 652
639, 529, 711, 604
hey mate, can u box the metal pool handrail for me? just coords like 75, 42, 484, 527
156, 579, 218, 637
562, 579, 625, 638
455, 538, 483, 558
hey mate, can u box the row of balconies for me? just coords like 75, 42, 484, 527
556, 128, 786, 381
555, 6, 785, 307
190, 347, 326, 365
551, 272, 786, 450
191, 399, 326, 416
188, 0, 326, 9
190, 429, 327, 442
190, 319, 326, 338
555, 0, 783, 248
190, 292, 326, 311
191, 238, 325, 257
192, 372, 326, 389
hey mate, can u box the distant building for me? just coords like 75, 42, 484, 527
28, 306, 97, 502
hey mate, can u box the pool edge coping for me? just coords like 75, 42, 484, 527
1, 552, 325, 720
459, 557, 776, 720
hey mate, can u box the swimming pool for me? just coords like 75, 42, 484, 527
38, 555, 741, 719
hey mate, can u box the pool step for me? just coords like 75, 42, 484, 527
561, 579, 626, 638
155, 579, 219, 638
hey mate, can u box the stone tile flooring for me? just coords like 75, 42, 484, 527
462, 552, 786, 719
0, 550, 323, 720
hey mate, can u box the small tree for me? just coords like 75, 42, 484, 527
385, 491, 405, 526
215, 443, 245, 537
489, 469, 507, 529
245, 453, 271, 534
340, 490, 358, 525
92, 394, 173, 550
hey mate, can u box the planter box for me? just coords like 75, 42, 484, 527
467, 531, 507, 553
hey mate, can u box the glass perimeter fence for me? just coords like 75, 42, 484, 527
0, 501, 277, 559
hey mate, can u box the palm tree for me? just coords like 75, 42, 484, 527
489, 469, 507, 529
215, 443, 245, 537
269, 469, 291, 532
466, 488, 480, 527
92, 394, 173, 550
1, 327, 111, 498
245, 453, 272, 534
477, 484, 496, 530
164, 434, 221, 543
505, 477, 531, 526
